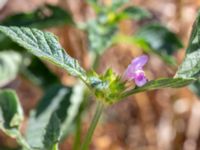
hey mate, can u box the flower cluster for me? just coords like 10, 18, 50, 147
125, 55, 148, 87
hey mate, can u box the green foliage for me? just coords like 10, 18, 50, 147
120, 78, 195, 98
0, 90, 23, 129
176, 11, 200, 78
135, 23, 183, 65
0, 90, 31, 150
86, 19, 117, 54
43, 113, 60, 150
0, 4, 74, 28
0, 26, 196, 105
88, 69, 125, 104
26, 83, 84, 149
136, 23, 183, 55
85, 0, 151, 54
1, 2, 200, 150
175, 11, 200, 97
0, 26, 88, 83
0, 51, 22, 87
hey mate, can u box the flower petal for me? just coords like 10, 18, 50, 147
125, 64, 135, 79
131, 55, 148, 70
134, 70, 147, 87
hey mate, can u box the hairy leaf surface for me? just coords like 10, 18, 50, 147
0, 26, 87, 82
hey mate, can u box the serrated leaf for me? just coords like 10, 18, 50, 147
0, 51, 22, 87
0, 26, 88, 83
120, 78, 195, 98
117, 6, 151, 21
26, 83, 84, 149
43, 113, 60, 150
175, 11, 200, 96
176, 12, 200, 78
136, 23, 183, 55
0, 4, 74, 28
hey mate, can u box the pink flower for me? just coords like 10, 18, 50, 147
125, 55, 148, 87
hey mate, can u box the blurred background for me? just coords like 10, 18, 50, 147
1, 0, 200, 150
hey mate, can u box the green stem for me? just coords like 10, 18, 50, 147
80, 102, 104, 150
53, 144, 59, 150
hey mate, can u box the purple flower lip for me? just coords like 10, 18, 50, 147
125, 55, 148, 87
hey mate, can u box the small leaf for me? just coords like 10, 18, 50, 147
136, 23, 183, 55
120, 78, 195, 98
176, 12, 200, 78
26, 83, 84, 149
43, 113, 60, 150
0, 90, 32, 150
117, 6, 151, 21
0, 51, 22, 87
0, 89, 23, 129
0, 26, 88, 83
87, 20, 117, 53
176, 11, 200, 96
0, 4, 74, 28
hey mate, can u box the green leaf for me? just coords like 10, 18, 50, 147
117, 6, 151, 21
0, 26, 88, 83
175, 11, 200, 96
176, 12, 200, 78
26, 83, 84, 149
0, 89, 23, 128
120, 78, 195, 98
136, 23, 183, 55
43, 113, 60, 150
0, 4, 74, 28
87, 20, 117, 54
0, 51, 22, 87
0, 90, 32, 150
